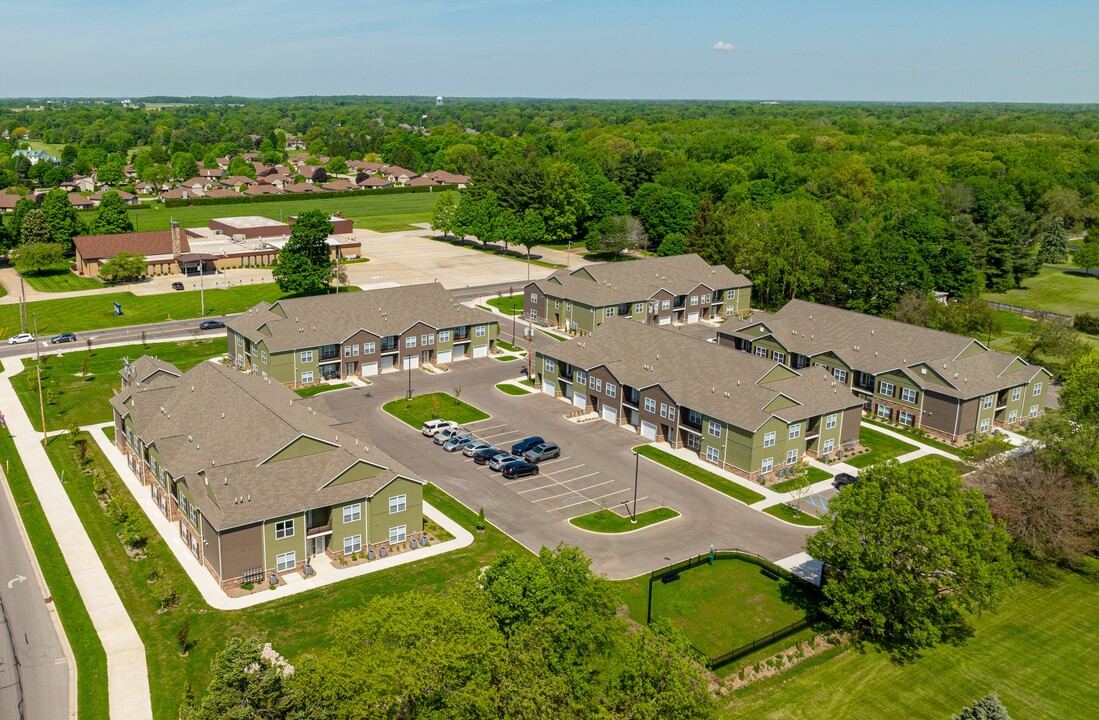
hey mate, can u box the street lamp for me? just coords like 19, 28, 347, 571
631, 450, 640, 523
406, 359, 413, 402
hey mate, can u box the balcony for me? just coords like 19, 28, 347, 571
380, 337, 398, 352
319, 344, 340, 360
307, 511, 332, 537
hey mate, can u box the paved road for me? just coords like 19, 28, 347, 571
0, 470, 70, 720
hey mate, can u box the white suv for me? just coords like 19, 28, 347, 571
422, 419, 459, 437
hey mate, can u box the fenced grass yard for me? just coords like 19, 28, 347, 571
983, 267, 1099, 317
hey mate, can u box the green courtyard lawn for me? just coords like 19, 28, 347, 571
496, 339, 523, 352
984, 266, 1099, 317
845, 427, 919, 469
770, 467, 833, 493
906, 453, 974, 477
21, 264, 105, 293
0, 430, 109, 718
722, 558, 1099, 720
382, 392, 490, 429
293, 382, 351, 398
486, 294, 524, 316
126, 192, 438, 234
861, 418, 962, 455
763, 503, 824, 526
495, 382, 532, 396
569, 507, 679, 533
42, 428, 531, 720
13, 340, 222, 432
634, 445, 766, 505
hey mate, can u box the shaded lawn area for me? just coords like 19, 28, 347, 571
495, 383, 532, 396
293, 382, 351, 398
383, 392, 489, 428
907, 453, 975, 477
13, 340, 222, 432
44, 429, 531, 720
846, 427, 918, 469
763, 503, 824, 526
21, 264, 104, 292
723, 559, 1099, 720
984, 266, 1099, 317
486, 294, 524, 316
0, 430, 109, 718
569, 507, 679, 533
862, 418, 961, 455
770, 467, 833, 493
634, 445, 765, 505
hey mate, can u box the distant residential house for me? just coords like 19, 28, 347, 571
180, 178, 215, 196
215, 156, 232, 170
204, 188, 240, 199
261, 174, 292, 189
160, 188, 192, 201
424, 169, 470, 187
381, 166, 418, 185
0, 193, 30, 212
243, 184, 281, 196
89, 190, 139, 206
67, 193, 96, 210
123, 164, 137, 179
321, 179, 356, 192
60, 176, 97, 193
285, 135, 306, 150
199, 168, 225, 179
298, 166, 323, 182
357, 176, 393, 189
283, 182, 323, 194
135, 181, 156, 195
12, 148, 59, 165
252, 162, 274, 176
405, 176, 437, 187
221, 175, 256, 189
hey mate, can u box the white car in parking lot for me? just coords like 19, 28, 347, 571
422, 419, 459, 437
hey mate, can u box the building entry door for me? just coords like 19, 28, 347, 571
310, 536, 327, 558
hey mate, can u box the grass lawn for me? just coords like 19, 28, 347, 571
21, 264, 105, 292
293, 382, 351, 398
496, 339, 523, 352
770, 467, 833, 493
846, 427, 919, 469
13, 340, 221, 432
763, 503, 824, 526
862, 418, 961, 455
128, 192, 438, 234
723, 559, 1099, 720
382, 392, 489, 429
43, 428, 532, 720
906, 453, 974, 477
486, 294, 524, 316
635, 445, 765, 505
569, 507, 679, 533
493, 355, 519, 362
540, 329, 568, 342
984, 266, 1099, 317
495, 383, 532, 396
0, 430, 109, 717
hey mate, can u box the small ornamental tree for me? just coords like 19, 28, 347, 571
430, 191, 457, 238
99, 252, 147, 283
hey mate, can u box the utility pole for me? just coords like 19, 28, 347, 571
406, 360, 413, 401
509, 285, 516, 343
526, 258, 533, 378
199, 261, 205, 317
632, 451, 639, 522
35, 313, 46, 444
18, 271, 26, 334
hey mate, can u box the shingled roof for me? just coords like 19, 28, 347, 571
73, 230, 188, 260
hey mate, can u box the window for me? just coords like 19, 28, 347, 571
822, 438, 835, 454
605, 383, 617, 398
590, 377, 602, 392
707, 420, 722, 438
876, 405, 892, 420
389, 494, 407, 514
901, 387, 917, 403
773, 351, 786, 365
421, 334, 433, 346
363, 341, 376, 354
763, 431, 776, 448
300, 350, 313, 363
437, 331, 449, 344
275, 519, 295, 539
667, 406, 676, 422
825, 414, 837, 430
659, 403, 668, 419
343, 535, 362, 554
898, 410, 915, 426
702, 294, 710, 303
726, 289, 735, 300
189, 505, 197, 525
786, 449, 798, 465
389, 525, 407, 544
544, 358, 555, 373
979, 418, 991, 432
276, 551, 296, 572
554, 299, 560, 309
879, 381, 895, 398
566, 301, 572, 312
755, 346, 768, 358
688, 409, 702, 425
575, 370, 586, 385
1008, 410, 1018, 423
635, 302, 645, 314
833, 368, 848, 384
1033, 382, 1043, 397
342, 503, 361, 523
1029, 405, 1039, 418
236, 336, 244, 347
788, 423, 801, 440
982, 394, 994, 409
725, 306, 735, 315
260, 351, 268, 364
644, 397, 657, 413
351, 344, 359, 356
760, 457, 774, 474
661, 299, 670, 310
344, 345, 352, 357
690, 296, 699, 306
475, 325, 487, 338
605, 306, 616, 317
530, 292, 538, 303
705, 446, 720, 463
1011, 387, 1022, 402
405, 336, 417, 348
687, 434, 701, 450
300, 370, 314, 384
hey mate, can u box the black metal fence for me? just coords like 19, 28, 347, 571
647, 548, 820, 670
983, 300, 1072, 324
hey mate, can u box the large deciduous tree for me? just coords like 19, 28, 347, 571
10, 240, 66, 273
542, 162, 590, 242
807, 461, 1013, 658
40, 188, 84, 247
634, 182, 695, 244
430, 190, 457, 238
585, 215, 648, 256
226, 156, 257, 179
18, 208, 53, 245
170, 152, 198, 180
271, 210, 333, 294
1074, 240, 1099, 274
88, 190, 134, 235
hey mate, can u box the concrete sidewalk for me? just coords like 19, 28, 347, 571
0, 357, 152, 720
88, 422, 474, 610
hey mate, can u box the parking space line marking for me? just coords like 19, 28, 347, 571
503, 475, 545, 485
547, 488, 631, 511
544, 464, 585, 477
463, 418, 494, 425
561, 480, 617, 496
535, 456, 571, 466
532, 480, 614, 502
480, 430, 521, 440
555, 471, 599, 484
473, 423, 507, 432
517, 482, 565, 494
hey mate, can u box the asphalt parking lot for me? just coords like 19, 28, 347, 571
321, 346, 815, 579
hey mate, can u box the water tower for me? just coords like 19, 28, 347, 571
436, 96, 443, 107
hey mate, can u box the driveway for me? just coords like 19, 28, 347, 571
320, 347, 813, 579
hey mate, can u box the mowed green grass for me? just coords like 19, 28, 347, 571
126, 192, 438, 233
722, 559, 1099, 720
13, 340, 222, 431
383, 392, 490, 428
21, 264, 105, 292
634, 445, 766, 505
984, 267, 1099, 317
846, 427, 918, 469
486, 294, 525, 316
569, 507, 679, 533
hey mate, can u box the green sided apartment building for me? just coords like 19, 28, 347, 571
718, 299, 1052, 442
110, 356, 426, 589
523, 254, 752, 334
225, 282, 498, 385
533, 319, 864, 480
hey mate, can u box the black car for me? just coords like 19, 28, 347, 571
833, 472, 858, 488
199, 320, 226, 330
472, 446, 500, 465
501, 460, 539, 479
171, 281, 185, 291
510, 436, 544, 456
50, 332, 77, 344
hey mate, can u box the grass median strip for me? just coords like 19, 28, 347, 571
569, 507, 679, 533
763, 503, 825, 526
383, 392, 489, 428
495, 383, 532, 396
293, 382, 351, 398
634, 445, 766, 505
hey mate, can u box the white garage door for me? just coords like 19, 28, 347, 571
403, 355, 419, 370
572, 390, 586, 409
453, 344, 466, 360
362, 361, 378, 377
472, 344, 488, 358
687, 311, 699, 324
437, 350, 452, 365
602, 405, 618, 424
640, 421, 658, 440
380, 355, 396, 372
542, 378, 555, 396
658, 315, 671, 326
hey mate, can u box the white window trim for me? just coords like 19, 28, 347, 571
389, 494, 407, 514
342, 503, 361, 523
275, 519, 295, 540
389, 525, 407, 544
825, 414, 837, 430
763, 431, 776, 448
707, 420, 721, 438
343, 534, 362, 554
276, 551, 296, 572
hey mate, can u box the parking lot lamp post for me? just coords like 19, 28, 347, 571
510, 285, 516, 343
632, 450, 639, 523
406, 361, 412, 402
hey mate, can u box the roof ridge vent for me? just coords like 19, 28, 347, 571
187, 435, 192, 443
871, 329, 875, 335
711, 386, 715, 393
224, 477, 228, 485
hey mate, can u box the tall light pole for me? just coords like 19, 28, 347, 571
631, 450, 640, 523
34, 312, 45, 444
199, 261, 205, 317
406, 359, 413, 402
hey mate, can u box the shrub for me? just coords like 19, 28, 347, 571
152, 577, 178, 610
104, 496, 131, 524
121, 517, 147, 549
1074, 312, 1099, 336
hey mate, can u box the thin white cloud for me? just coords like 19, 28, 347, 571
713, 40, 734, 51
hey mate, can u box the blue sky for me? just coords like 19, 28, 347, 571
3, 0, 1097, 102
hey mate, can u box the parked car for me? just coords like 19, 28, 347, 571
171, 281, 185, 291
422, 419, 459, 437
463, 440, 494, 457
488, 453, 522, 471
7, 333, 35, 345
433, 428, 462, 446
50, 332, 77, 344
502, 460, 540, 479
199, 320, 225, 330
523, 441, 561, 463
510, 436, 544, 456
472, 446, 501, 464
443, 435, 475, 452
833, 472, 858, 488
